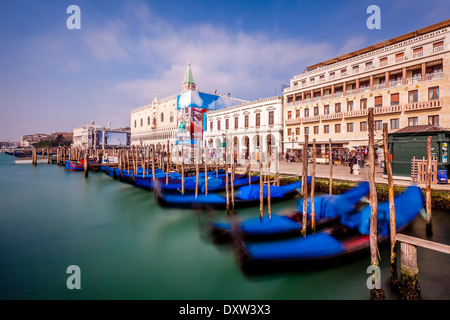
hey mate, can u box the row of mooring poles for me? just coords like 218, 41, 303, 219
368, 108, 434, 300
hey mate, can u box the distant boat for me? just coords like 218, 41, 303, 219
14, 157, 48, 164
65, 160, 84, 171
235, 185, 424, 275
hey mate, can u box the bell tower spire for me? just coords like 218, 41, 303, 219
182, 61, 196, 92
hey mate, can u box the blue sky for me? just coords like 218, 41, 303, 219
0, 0, 449, 141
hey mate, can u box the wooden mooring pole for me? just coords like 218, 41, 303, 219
383, 123, 398, 288
259, 159, 263, 220
311, 139, 316, 233
181, 139, 185, 195
84, 151, 88, 178
328, 139, 332, 195
301, 134, 308, 237
166, 140, 170, 185
225, 137, 230, 216
396, 233, 450, 300
368, 108, 384, 300
204, 141, 208, 196
426, 136, 433, 236
267, 154, 271, 220
195, 142, 199, 199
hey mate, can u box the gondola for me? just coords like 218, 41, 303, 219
235, 185, 424, 275
156, 176, 311, 210
134, 170, 246, 191
210, 181, 370, 243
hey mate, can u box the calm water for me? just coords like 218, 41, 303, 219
0, 153, 448, 300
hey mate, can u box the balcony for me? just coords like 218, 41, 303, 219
302, 115, 321, 123
404, 99, 441, 112
321, 112, 343, 122
433, 45, 444, 54
322, 94, 332, 100
406, 76, 422, 85
345, 89, 356, 96
313, 96, 321, 101
373, 104, 402, 115
372, 83, 386, 90
285, 118, 301, 125
344, 109, 368, 119
359, 86, 370, 93
413, 51, 423, 58
388, 79, 403, 88
395, 56, 407, 63
425, 71, 443, 81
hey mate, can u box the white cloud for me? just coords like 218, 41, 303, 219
81, 3, 334, 105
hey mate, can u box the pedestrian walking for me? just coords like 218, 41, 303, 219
349, 153, 357, 174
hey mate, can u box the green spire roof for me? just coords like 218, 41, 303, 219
183, 61, 195, 85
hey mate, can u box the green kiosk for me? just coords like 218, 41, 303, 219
387, 125, 449, 183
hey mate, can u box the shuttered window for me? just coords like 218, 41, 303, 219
375, 96, 383, 108
390, 93, 399, 105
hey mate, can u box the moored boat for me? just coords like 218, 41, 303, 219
210, 181, 370, 243
14, 157, 49, 164
236, 185, 424, 275
156, 176, 311, 210
65, 160, 84, 171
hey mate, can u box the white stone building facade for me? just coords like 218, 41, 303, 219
283, 20, 450, 158
203, 95, 283, 163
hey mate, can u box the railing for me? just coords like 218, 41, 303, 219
395, 232, 450, 299
425, 71, 443, 81
302, 115, 321, 123
406, 77, 421, 85
373, 104, 402, 115
404, 99, 441, 112
322, 94, 332, 100
372, 83, 385, 90
343, 109, 368, 118
433, 45, 444, 54
359, 86, 370, 93
395, 56, 407, 63
345, 89, 356, 96
389, 79, 403, 88
413, 51, 423, 58
285, 118, 301, 125
321, 112, 343, 121
313, 96, 321, 101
